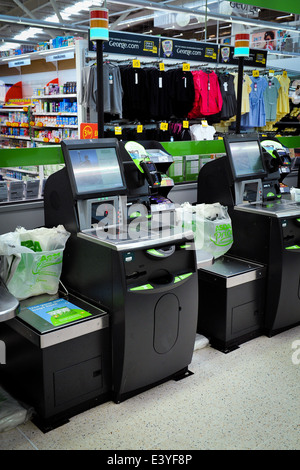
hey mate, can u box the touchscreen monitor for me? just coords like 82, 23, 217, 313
61, 139, 127, 198
224, 134, 267, 181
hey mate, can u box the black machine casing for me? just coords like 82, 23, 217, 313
59, 230, 198, 402
44, 139, 198, 403
197, 255, 266, 352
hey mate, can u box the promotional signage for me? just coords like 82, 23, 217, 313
160, 38, 218, 63
219, 45, 267, 67
89, 30, 265, 67
90, 30, 159, 57
80, 122, 98, 139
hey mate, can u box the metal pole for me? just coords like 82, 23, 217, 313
235, 56, 244, 134
97, 39, 104, 139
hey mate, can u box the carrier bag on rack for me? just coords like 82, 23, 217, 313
175, 202, 233, 259
0, 225, 70, 300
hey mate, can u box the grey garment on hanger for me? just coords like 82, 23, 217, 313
80, 66, 97, 122
103, 63, 123, 118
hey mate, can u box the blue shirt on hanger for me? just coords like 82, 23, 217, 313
241, 75, 268, 127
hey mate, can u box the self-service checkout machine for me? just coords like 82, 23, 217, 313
43, 139, 198, 407
196, 133, 299, 350
0, 138, 198, 431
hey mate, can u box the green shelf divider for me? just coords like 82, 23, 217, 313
161, 139, 226, 156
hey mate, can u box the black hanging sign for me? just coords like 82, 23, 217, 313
89, 30, 160, 57
160, 38, 218, 62
219, 45, 267, 68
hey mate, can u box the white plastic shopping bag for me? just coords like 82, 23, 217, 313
176, 202, 233, 259
0, 225, 70, 300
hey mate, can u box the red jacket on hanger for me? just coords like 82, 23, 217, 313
188, 70, 223, 118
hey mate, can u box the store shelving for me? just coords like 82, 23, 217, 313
0, 102, 32, 148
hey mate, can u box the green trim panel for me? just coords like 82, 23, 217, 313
0, 146, 64, 166
161, 139, 226, 156
0, 136, 299, 167
130, 283, 154, 291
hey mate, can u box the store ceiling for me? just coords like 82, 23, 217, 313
0, 0, 298, 47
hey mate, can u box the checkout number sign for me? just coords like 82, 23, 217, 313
80, 123, 98, 139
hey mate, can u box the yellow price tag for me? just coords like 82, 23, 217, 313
159, 63, 165, 71
114, 126, 122, 135
182, 63, 190, 71
269, 70, 274, 76
252, 70, 259, 77
160, 122, 168, 131
183, 120, 189, 129
137, 125, 143, 133
201, 120, 208, 127
132, 60, 140, 68
283, 70, 287, 77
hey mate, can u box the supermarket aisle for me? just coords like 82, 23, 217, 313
1, 325, 300, 451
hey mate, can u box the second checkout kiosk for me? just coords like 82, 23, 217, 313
197, 133, 300, 351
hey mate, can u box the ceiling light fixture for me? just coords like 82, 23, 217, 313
275, 14, 294, 20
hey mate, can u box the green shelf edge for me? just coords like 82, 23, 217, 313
0, 136, 299, 166
0, 145, 64, 166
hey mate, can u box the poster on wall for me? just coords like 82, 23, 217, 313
251, 30, 293, 52
252, 30, 277, 51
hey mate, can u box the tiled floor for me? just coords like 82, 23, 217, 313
1, 326, 300, 450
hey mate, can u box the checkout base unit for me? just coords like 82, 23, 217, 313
197, 255, 266, 352
60, 230, 198, 403
0, 294, 111, 432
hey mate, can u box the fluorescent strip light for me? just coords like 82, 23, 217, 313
275, 14, 293, 19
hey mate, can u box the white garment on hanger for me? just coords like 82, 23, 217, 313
190, 123, 215, 141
